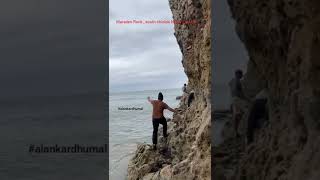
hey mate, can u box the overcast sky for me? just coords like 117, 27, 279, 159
0, 0, 105, 98
0, 0, 247, 97
109, 0, 187, 92
213, 0, 248, 85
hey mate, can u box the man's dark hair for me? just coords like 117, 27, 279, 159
235, 69, 243, 78
158, 92, 163, 101
184, 84, 186, 86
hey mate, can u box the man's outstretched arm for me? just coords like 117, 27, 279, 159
147, 96, 153, 103
166, 105, 177, 113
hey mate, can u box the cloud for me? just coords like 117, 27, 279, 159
109, 0, 187, 92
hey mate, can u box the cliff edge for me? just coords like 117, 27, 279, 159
127, 0, 211, 179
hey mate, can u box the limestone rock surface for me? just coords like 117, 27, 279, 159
214, 0, 320, 180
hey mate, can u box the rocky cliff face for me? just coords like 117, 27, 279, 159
127, 0, 211, 179
214, 0, 320, 179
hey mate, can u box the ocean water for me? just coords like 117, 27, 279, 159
109, 88, 182, 180
0, 87, 227, 179
0, 93, 107, 180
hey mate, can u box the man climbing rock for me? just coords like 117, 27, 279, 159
147, 92, 176, 150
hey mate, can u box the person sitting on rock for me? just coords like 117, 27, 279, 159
147, 92, 176, 150
182, 83, 187, 93
180, 84, 189, 105
228, 69, 250, 137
